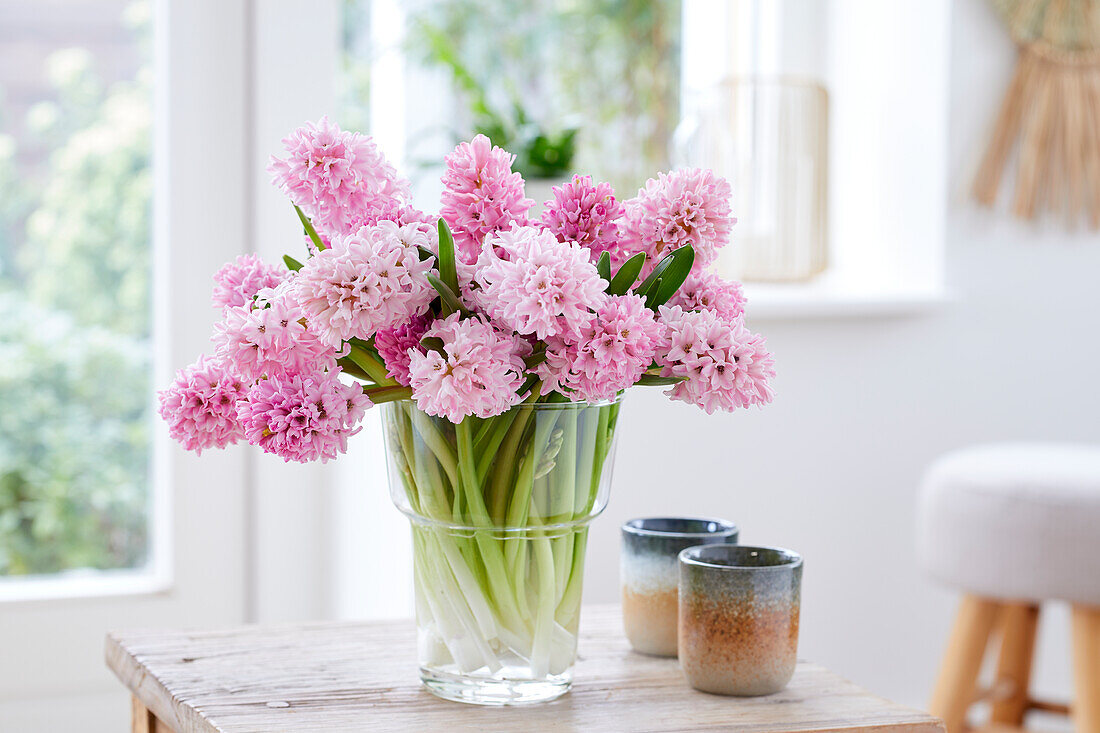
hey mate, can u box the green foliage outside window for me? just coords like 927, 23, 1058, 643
0, 2, 151, 576
346, 0, 680, 192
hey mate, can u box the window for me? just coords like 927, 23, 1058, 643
339, 1, 950, 318
0, 0, 153, 578
339, 0, 681, 198
0, 1, 249, 726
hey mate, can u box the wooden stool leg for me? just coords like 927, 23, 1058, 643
131, 695, 174, 733
1072, 605, 1100, 733
990, 603, 1040, 726
132, 695, 157, 733
929, 595, 1002, 733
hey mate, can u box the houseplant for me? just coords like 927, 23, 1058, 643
157, 118, 775, 704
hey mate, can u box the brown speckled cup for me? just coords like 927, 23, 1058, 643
621, 518, 739, 657
678, 544, 802, 696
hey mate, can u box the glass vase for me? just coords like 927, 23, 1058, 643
381, 396, 622, 705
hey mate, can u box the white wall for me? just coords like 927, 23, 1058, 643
581, 0, 1100, 710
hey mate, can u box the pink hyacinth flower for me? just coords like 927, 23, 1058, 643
440, 134, 533, 262
157, 355, 247, 454
620, 168, 735, 276
236, 368, 371, 463
294, 221, 436, 347
474, 224, 607, 340
666, 270, 746, 321
656, 305, 775, 413
407, 313, 528, 422
213, 281, 338, 382
268, 116, 410, 237
211, 254, 290, 312
541, 174, 624, 262
537, 293, 665, 402
374, 313, 432, 387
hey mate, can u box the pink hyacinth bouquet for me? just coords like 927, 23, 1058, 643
159, 118, 774, 704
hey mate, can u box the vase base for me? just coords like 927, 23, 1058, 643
420, 667, 572, 705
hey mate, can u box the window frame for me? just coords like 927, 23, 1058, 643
0, 0, 252, 722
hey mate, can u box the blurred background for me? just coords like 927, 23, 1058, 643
1, 0, 1098, 730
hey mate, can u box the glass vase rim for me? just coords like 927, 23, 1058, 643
384, 393, 623, 414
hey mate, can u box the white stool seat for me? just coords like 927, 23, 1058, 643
917, 442, 1100, 606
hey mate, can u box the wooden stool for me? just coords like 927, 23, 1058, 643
917, 444, 1100, 733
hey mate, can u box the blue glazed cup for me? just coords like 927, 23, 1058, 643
620, 517, 739, 656
678, 544, 802, 696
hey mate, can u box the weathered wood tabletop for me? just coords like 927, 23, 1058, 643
106, 604, 944, 732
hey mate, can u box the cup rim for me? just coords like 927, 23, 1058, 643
679, 543, 802, 571
622, 516, 739, 539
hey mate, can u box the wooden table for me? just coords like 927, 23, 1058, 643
106, 605, 944, 732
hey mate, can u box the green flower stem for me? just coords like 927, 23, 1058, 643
503, 410, 561, 579
455, 420, 525, 633
486, 399, 538, 521
391, 410, 419, 510
364, 384, 413, 404
546, 407, 576, 602
424, 451, 453, 521
586, 405, 612, 512
408, 407, 459, 489
391, 397, 619, 678
414, 528, 501, 672
336, 355, 373, 381
505, 400, 565, 527
471, 413, 500, 451
455, 421, 487, 521
512, 534, 533, 625
529, 527, 557, 679
408, 414, 485, 599
347, 342, 394, 385
479, 385, 541, 485
550, 408, 577, 526
474, 409, 516, 478
573, 407, 599, 512
429, 527, 499, 641
555, 527, 588, 628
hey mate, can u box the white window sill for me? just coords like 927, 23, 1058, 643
743, 278, 950, 320
0, 568, 171, 604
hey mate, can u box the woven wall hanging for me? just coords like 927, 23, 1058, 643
973, 0, 1100, 228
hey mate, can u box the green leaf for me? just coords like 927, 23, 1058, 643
420, 336, 445, 354
606, 253, 646, 295
647, 246, 696, 308
282, 255, 304, 272
436, 218, 460, 294
416, 245, 436, 262
634, 246, 695, 306
596, 251, 611, 281
646, 278, 662, 305
294, 205, 326, 252
426, 273, 465, 316
636, 373, 686, 386
633, 258, 670, 299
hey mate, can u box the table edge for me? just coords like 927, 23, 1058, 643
105, 632, 216, 733
103, 606, 946, 733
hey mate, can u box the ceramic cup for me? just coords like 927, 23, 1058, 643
678, 544, 802, 696
621, 517, 739, 656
